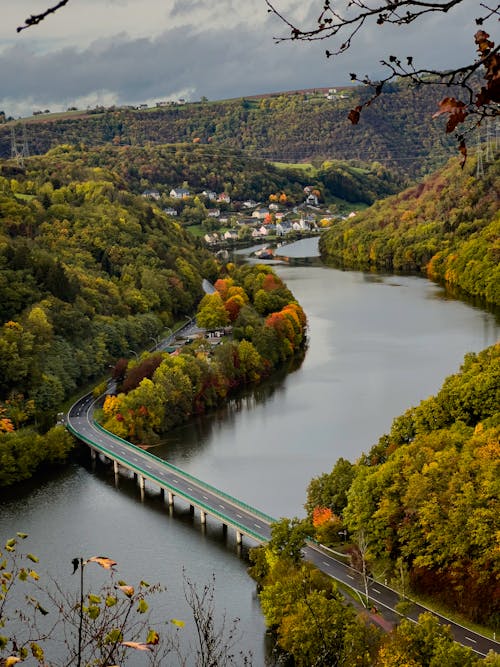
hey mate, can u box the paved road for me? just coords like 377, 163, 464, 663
66, 393, 499, 658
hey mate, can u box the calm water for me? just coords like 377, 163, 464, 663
1, 237, 498, 665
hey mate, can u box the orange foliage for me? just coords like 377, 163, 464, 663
225, 296, 243, 322
0, 417, 14, 433
262, 273, 282, 292
214, 278, 233, 300
312, 506, 334, 527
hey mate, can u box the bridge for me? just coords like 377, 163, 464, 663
65, 391, 499, 658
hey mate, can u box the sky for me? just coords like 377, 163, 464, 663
0, 0, 488, 119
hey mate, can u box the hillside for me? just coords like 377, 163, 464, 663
0, 81, 459, 179
0, 145, 214, 429
319, 153, 500, 307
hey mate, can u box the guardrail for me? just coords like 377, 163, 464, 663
90, 419, 277, 525
66, 420, 268, 544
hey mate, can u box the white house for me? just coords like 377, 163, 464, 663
217, 192, 231, 203
306, 193, 319, 206
202, 190, 217, 201
170, 187, 190, 199
252, 208, 269, 220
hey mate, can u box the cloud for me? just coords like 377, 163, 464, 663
0, 0, 486, 118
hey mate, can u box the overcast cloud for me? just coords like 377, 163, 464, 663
0, 0, 490, 118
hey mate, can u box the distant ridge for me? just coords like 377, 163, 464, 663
0, 81, 458, 178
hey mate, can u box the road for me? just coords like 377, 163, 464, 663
66, 393, 499, 659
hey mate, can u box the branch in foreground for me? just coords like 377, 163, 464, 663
17, 0, 71, 33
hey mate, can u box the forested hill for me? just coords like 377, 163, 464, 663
0, 145, 217, 431
319, 152, 500, 308
0, 81, 458, 179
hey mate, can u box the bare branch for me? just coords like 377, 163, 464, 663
267, 0, 499, 155
17, 0, 71, 33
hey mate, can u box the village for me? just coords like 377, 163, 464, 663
142, 184, 356, 248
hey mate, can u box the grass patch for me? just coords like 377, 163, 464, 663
271, 161, 315, 174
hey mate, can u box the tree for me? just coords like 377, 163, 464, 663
196, 292, 230, 330
266, 0, 499, 157
268, 517, 312, 564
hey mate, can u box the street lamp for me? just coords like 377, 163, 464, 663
127, 349, 139, 360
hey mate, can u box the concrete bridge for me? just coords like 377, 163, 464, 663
66, 390, 275, 547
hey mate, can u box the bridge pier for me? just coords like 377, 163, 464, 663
200, 510, 206, 525
236, 530, 242, 545
168, 491, 174, 506
189, 505, 194, 517
90, 448, 97, 471
222, 524, 228, 536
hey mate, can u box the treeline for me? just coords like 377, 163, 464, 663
101, 264, 307, 442
319, 154, 500, 307
246, 344, 499, 664
0, 81, 459, 178
29, 142, 400, 207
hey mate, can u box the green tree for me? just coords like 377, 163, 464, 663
196, 292, 230, 330
268, 517, 312, 564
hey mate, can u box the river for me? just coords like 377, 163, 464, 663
1, 237, 498, 665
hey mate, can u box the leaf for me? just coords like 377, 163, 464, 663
35, 602, 49, 616
105, 595, 117, 607
170, 618, 185, 628
29, 570, 40, 581
348, 106, 362, 125
146, 629, 160, 645
5, 657, 22, 666
117, 584, 135, 598
5, 539, 16, 549
88, 594, 101, 604
86, 605, 100, 620
87, 556, 117, 569
432, 97, 468, 133
104, 628, 123, 644
122, 641, 153, 651
137, 599, 148, 614
27, 553, 39, 563
30, 642, 45, 661
16, 533, 28, 539
71, 558, 80, 574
